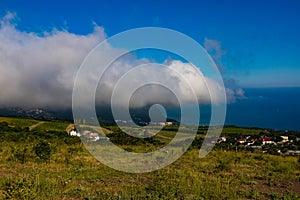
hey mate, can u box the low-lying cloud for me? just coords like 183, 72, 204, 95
95, 60, 226, 107
0, 12, 105, 108
0, 12, 239, 109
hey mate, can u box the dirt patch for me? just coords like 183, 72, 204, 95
256, 179, 300, 196
29, 121, 45, 131
65, 123, 75, 133
156, 134, 172, 140
289, 180, 300, 196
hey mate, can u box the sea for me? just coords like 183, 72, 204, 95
224, 87, 300, 131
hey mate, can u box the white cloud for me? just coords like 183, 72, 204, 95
0, 12, 105, 108
0, 12, 231, 109
235, 88, 246, 99
95, 60, 226, 108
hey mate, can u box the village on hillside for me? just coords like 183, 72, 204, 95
67, 122, 300, 157
214, 130, 300, 156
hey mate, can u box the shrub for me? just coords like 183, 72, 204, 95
33, 140, 51, 163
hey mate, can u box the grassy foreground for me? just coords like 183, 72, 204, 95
0, 117, 300, 199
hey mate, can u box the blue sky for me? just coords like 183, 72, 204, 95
0, 0, 300, 88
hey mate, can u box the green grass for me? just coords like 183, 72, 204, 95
0, 117, 38, 128
1, 147, 299, 199
0, 117, 300, 199
33, 121, 69, 132
222, 126, 266, 136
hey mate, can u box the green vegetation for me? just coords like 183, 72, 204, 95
33, 121, 69, 132
0, 117, 38, 129
0, 117, 300, 199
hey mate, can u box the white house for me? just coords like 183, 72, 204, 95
69, 130, 81, 137
280, 136, 289, 143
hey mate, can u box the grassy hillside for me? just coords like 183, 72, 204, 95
0, 117, 299, 199
0, 117, 39, 129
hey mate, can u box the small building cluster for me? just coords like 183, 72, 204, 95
216, 133, 300, 156
68, 130, 102, 142
115, 120, 174, 126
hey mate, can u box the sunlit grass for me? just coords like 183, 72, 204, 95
0, 117, 299, 199
0, 117, 38, 128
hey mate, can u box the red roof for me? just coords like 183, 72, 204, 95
261, 136, 270, 142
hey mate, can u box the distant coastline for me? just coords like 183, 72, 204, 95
0, 87, 299, 131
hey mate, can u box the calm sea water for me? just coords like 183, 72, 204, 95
225, 87, 300, 131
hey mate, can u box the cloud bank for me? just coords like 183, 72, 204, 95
0, 12, 105, 108
0, 12, 238, 109
95, 59, 225, 108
